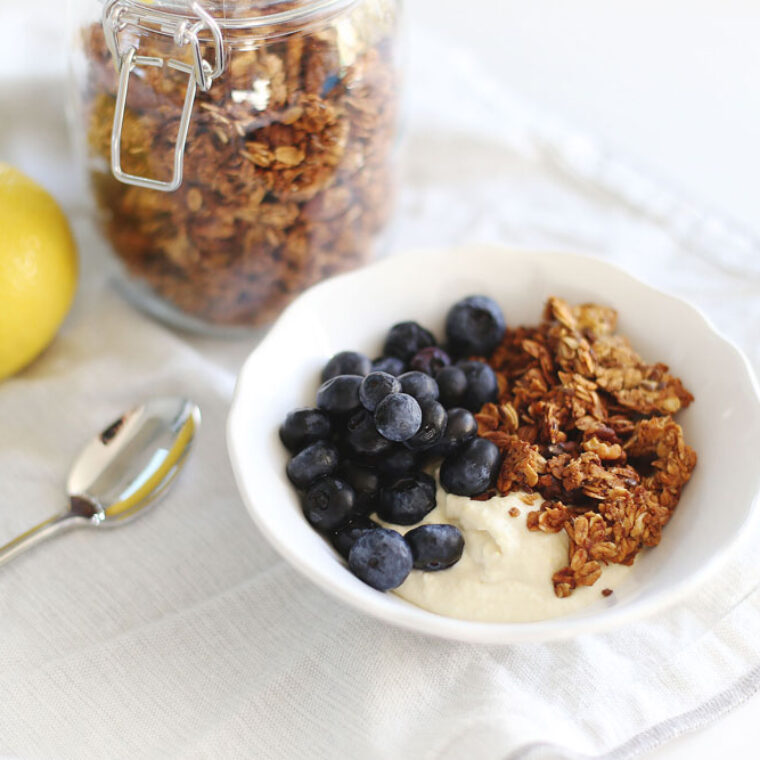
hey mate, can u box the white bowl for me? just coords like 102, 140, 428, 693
227, 245, 760, 644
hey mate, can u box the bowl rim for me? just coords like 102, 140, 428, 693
226, 244, 760, 644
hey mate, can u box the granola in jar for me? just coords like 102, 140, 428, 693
73, 0, 400, 327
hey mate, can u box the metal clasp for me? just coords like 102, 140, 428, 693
102, 0, 226, 192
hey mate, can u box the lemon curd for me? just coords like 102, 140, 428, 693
386, 487, 632, 623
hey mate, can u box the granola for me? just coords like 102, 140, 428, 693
475, 297, 697, 597
79, 0, 399, 325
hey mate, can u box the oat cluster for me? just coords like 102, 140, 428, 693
475, 297, 697, 597
81, 0, 398, 325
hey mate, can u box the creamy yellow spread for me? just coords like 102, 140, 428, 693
385, 486, 632, 623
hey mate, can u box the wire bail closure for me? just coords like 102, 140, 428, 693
102, 0, 226, 192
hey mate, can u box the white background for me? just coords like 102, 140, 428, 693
410, 0, 760, 240
1, 1, 759, 757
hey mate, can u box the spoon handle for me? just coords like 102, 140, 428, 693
0, 512, 82, 568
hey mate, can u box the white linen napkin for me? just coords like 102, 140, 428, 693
1, 29, 760, 760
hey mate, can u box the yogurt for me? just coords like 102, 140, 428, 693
385, 486, 632, 623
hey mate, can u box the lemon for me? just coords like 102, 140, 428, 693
0, 164, 78, 380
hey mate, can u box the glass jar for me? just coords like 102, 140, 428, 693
68, 0, 400, 331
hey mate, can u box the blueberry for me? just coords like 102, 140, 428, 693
279, 408, 332, 453
383, 321, 436, 362
435, 365, 468, 409
316, 374, 363, 415
410, 347, 451, 376
321, 351, 372, 381
429, 407, 479, 458
348, 528, 413, 590
321, 73, 341, 97
339, 461, 382, 515
405, 524, 464, 570
359, 371, 402, 412
302, 477, 355, 532
378, 472, 437, 525
445, 295, 506, 358
331, 515, 379, 559
344, 409, 394, 458
439, 437, 501, 496
377, 446, 421, 478
374, 393, 422, 442
398, 371, 439, 402
371, 356, 406, 376
445, 407, 479, 441
405, 399, 447, 451
457, 360, 499, 412
286, 440, 340, 489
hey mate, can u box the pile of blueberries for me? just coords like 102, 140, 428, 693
280, 295, 507, 592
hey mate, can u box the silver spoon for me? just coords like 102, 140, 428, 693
0, 396, 201, 567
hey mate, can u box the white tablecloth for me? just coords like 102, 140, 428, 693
1, 23, 760, 760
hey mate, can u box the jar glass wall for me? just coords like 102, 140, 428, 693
68, 0, 401, 331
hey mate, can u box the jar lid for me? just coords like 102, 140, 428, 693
104, 0, 357, 32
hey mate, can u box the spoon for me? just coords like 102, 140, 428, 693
0, 396, 201, 568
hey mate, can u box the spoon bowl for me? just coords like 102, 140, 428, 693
0, 396, 200, 566
68, 396, 201, 525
